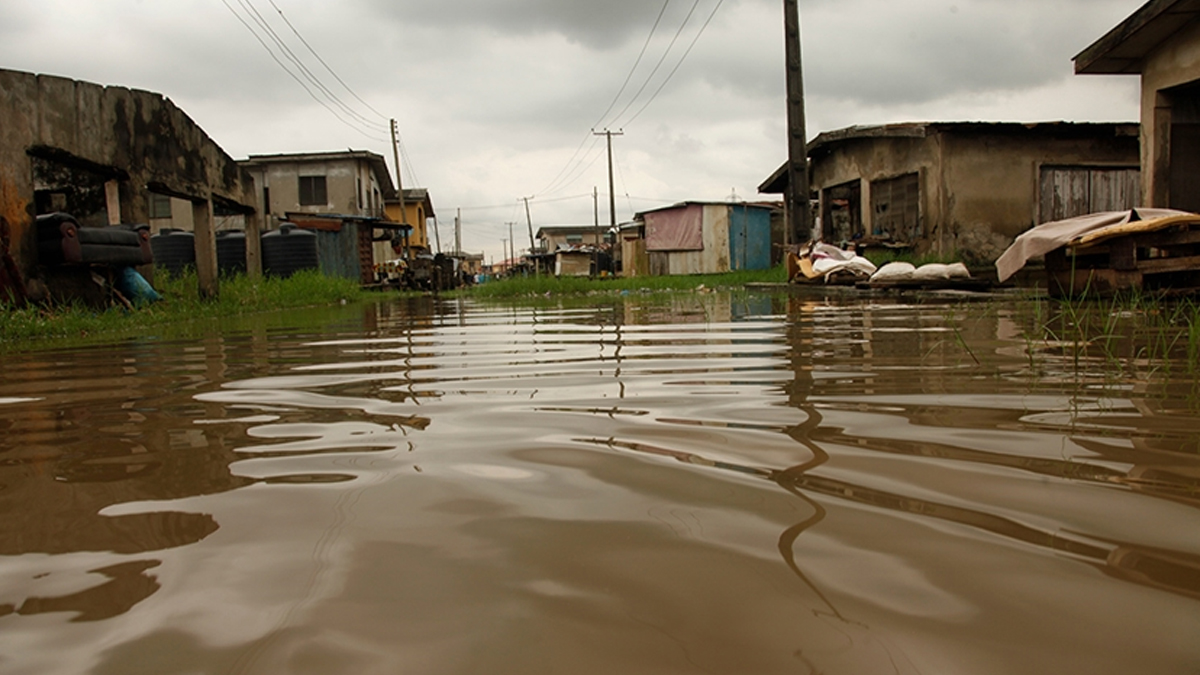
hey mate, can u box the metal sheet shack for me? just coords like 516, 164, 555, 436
629, 202, 775, 277
759, 122, 1141, 266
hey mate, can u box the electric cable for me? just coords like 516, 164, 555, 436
220, 0, 387, 142
618, 0, 726, 129
267, 0, 390, 122
236, 0, 388, 132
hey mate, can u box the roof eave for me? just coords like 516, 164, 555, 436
1075, 0, 1200, 75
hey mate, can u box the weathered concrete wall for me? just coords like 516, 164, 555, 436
0, 68, 257, 299
941, 129, 1138, 260
807, 125, 1138, 261
809, 135, 939, 246
1140, 18, 1200, 207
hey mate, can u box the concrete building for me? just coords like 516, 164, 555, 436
627, 202, 776, 277
535, 225, 608, 252
759, 122, 1141, 265
1075, 0, 1200, 213
0, 68, 258, 302
239, 151, 406, 284
384, 188, 435, 261
240, 150, 393, 225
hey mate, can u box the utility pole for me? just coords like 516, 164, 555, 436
593, 186, 601, 276
508, 221, 515, 270
455, 208, 462, 256
783, 1, 811, 246
522, 197, 538, 276
594, 129, 623, 275
594, 130, 623, 236
432, 215, 442, 254
390, 119, 410, 258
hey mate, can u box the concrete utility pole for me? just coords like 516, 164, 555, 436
594, 130, 623, 238
783, 0, 811, 245
508, 221, 515, 266
454, 208, 462, 256
390, 119, 409, 257
433, 214, 442, 254
593, 186, 601, 275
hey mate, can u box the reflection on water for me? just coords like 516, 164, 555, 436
0, 291, 1198, 674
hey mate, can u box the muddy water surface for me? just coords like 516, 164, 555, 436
1, 291, 1198, 674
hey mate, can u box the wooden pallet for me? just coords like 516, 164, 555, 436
1046, 221, 1200, 297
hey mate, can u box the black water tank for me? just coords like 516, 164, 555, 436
216, 230, 247, 276
261, 223, 319, 278
150, 228, 196, 276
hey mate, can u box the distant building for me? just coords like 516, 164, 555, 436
239, 150, 405, 284
535, 225, 609, 252
1076, 0, 1200, 213
625, 202, 777, 277
384, 188, 436, 261
240, 150, 393, 225
759, 122, 1141, 264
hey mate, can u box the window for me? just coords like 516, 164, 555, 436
150, 193, 172, 219
299, 175, 327, 206
566, 234, 583, 245
869, 172, 920, 241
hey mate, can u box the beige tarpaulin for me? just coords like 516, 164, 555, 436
994, 208, 1194, 282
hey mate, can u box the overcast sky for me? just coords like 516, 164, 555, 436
1, 0, 1145, 261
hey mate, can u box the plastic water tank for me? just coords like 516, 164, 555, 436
150, 228, 196, 276
261, 223, 319, 277
216, 230, 247, 276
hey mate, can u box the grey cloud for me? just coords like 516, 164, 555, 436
362, 0, 666, 49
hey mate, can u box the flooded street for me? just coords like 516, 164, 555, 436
1, 290, 1198, 674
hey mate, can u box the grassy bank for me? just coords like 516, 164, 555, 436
1, 269, 371, 348
465, 266, 787, 299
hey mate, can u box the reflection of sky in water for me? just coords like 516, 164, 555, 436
0, 294, 1197, 674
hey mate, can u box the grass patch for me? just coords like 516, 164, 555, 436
463, 266, 787, 299
1018, 288, 1200, 379
1, 269, 373, 349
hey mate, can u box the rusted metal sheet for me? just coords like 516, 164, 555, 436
645, 204, 703, 251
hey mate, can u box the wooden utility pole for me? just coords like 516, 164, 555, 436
783, 0, 811, 245
390, 119, 409, 257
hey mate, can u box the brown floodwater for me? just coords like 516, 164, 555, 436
1, 289, 1198, 674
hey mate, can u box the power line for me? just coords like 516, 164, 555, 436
617, 0, 727, 129
267, 0, 389, 122
237, 0, 387, 132
534, 0, 724, 202
220, 0, 388, 141
534, 0, 673, 199
592, 0, 673, 131
605, 0, 702, 128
